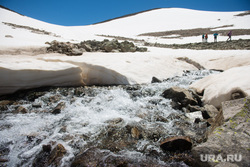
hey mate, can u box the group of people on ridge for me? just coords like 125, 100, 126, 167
202, 31, 232, 42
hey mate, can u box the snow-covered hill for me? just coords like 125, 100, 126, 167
1, 7, 250, 47
0, 6, 250, 98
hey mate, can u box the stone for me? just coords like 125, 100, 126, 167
136, 47, 148, 52
42, 144, 52, 153
5, 35, 13, 38
71, 48, 84, 56
51, 102, 65, 114
190, 97, 250, 167
0, 100, 13, 111
120, 40, 137, 52
207, 109, 224, 133
48, 144, 66, 165
71, 148, 109, 167
160, 136, 192, 152
105, 117, 124, 125
46, 39, 147, 55
222, 97, 249, 121
81, 43, 92, 52
131, 127, 140, 139
162, 86, 198, 108
102, 39, 119, 52
186, 111, 203, 123
151, 76, 162, 83
202, 104, 219, 119
32, 103, 42, 108
187, 104, 203, 112
32, 143, 66, 167
71, 147, 168, 167
13, 106, 28, 114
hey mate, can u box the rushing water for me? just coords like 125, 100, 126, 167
0, 70, 219, 166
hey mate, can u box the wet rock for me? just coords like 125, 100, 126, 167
26, 91, 46, 101
0, 100, 13, 111
0, 144, 10, 165
32, 103, 42, 108
71, 148, 168, 167
105, 117, 124, 125
71, 148, 109, 167
51, 102, 65, 114
13, 106, 28, 114
160, 136, 192, 152
32, 143, 66, 167
162, 86, 198, 108
98, 126, 137, 152
48, 144, 67, 166
186, 111, 203, 123
0, 158, 8, 162
187, 104, 203, 112
48, 95, 61, 103
151, 76, 162, 83
32, 147, 51, 167
194, 118, 202, 124
74, 87, 86, 96
42, 144, 52, 153
131, 127, 140, 139
156, 115, 169, 123
100, 154, 168, 167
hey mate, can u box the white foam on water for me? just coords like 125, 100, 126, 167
0, 70, 217, 166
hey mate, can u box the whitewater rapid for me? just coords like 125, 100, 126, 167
0, 70, 219, 166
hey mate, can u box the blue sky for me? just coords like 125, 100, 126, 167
1, 0, 250, 26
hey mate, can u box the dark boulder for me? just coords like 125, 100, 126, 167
32, 143, 66, 167
162, 87, 198, 109
160, 136, 192, 152
151, 76, 162, 83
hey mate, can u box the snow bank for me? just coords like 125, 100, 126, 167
190, 65, 250, 108
0, 54, 134, 95
0, 55, 83, 95
1, 47, 250, 96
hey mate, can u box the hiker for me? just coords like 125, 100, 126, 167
227, 31, 232, 41
213, 33, 218, 42
205, 34, 208, 42
202, 34, 205, 42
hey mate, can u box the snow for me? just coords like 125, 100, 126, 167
0, 7, 250, 97
1, 7, 250, 47
190, 65, 250, 108
0, 54, 83, 95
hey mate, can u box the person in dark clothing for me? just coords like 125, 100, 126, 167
213, 33, 218, 42
227, 31, 232, 41
202, 34, 205, 42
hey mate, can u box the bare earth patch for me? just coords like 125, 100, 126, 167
139, 25, 250, 38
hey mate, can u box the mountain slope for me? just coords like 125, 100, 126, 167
0, 6, 250, 47
0, 6, 250, 96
